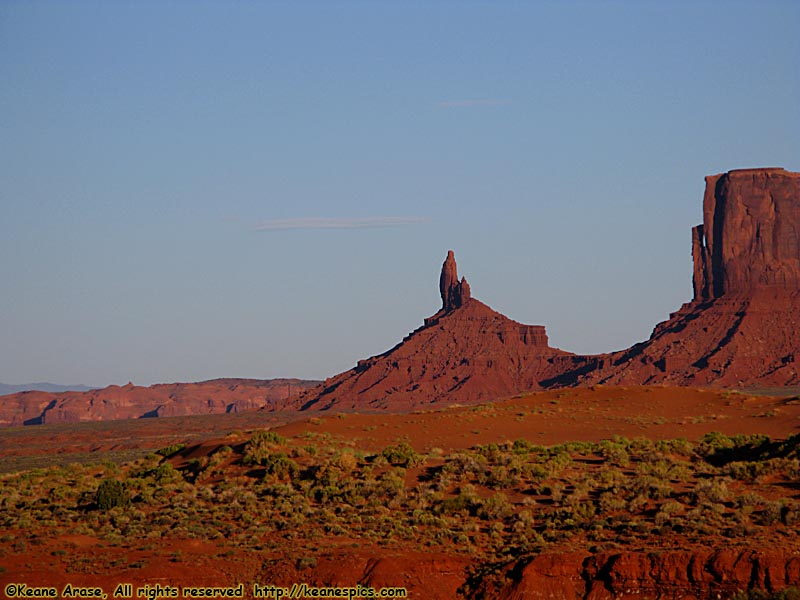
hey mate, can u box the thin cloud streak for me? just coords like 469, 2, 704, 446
255, 216, 429, 232
437, 99, 509, 108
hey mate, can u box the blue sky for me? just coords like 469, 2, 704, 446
1, 1, 798, 386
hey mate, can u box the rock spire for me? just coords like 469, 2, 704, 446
439, 250, 471, 311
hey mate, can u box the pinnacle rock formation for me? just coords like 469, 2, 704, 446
287, 252, 576, 411
439, 250, 471, 311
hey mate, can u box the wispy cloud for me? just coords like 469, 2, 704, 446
437, 99, 509, 108
255, 216, 428, 232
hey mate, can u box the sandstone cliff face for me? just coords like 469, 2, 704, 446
260, 546, 800, 600
478, 548, 800, 600
693, 168, 800, 300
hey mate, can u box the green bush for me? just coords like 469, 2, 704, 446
244, 431, 286, 466
381, 442, 424, 468
155, 443, 186, 458
95, 479, 130, 510
262, 453, 300, 481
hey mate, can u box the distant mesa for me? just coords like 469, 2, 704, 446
0, 378, 320, 427
287, 167, 799, 412
0, 382, 97, 396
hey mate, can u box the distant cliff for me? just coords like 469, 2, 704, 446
0, 378, 319, 427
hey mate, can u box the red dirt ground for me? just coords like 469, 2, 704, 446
2, 385, 799, 599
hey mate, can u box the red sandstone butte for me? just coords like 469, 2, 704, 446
285, 251, 584, 411
694, 168, 800, 299
571, 168, 800, 388
289, 168, 798, 411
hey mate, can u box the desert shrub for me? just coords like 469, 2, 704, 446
333, 451, 358, 472
479, 463, 522, 489
243, 431, 286, 465
556, 441, 597, 455
206, 446, 233, 471
512, 439, 543, 455
773, 434, 800, 460
375, 469, 405, 497
735, 491, 766, 509
436, 485, 481, 516
442, 453, 486, 480
691, 479, 730, 504
262, 453, 300, 482
564, 480, 592, 506
599, 440, 630, 466
548, 450, 574, 471
477, 493, 513, 520
655, 438, 694, 456
724, 461, 770, 482
598, 492, 627, 513
698, 432, 772, 465
134, 462, 182, 486
637, 459, 692, 483
95, 479, 130, 510
476, 443, 506, 462
570, 501, 597, 525
156, 443, 186, 458
255, 430, 286, 445
696, 432, 736, 458
381, 442, 424, 468
756, 501, 786, 526
540, 482, 565, 503
655, 500, 684, 526
630, 474, 674, 501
